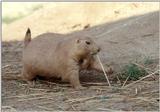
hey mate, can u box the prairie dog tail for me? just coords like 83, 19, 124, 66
24, 28, 31, 47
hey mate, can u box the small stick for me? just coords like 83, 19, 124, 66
116, 76, 122, 85
71, 105, 76, 111
132, 62, 156, 80
35, 105, 54, 111
2, 106, 17, 112
3, 93, 48, 99
18, 96, 54, 102
29, 88, 48, 91
124, 70, 159, 88
121, 75, 130, 88
66, 96, 99, 104
36, 100, 56, 105
135, 88, 138, 95
96, 55, 111, 87
82, 82, 108, 86
132, 62, 152, 72
2, 64, 12, 69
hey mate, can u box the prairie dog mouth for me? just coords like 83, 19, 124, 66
91, 48, 100, 55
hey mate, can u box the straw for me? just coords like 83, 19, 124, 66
96, 55, 111, 87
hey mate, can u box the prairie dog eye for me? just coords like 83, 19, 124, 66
79, 58, 83, 64
86, 41, 90, 45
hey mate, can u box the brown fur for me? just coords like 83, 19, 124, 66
21, 28, 112, 89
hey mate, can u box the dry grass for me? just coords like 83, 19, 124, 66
124, 70, 159, 88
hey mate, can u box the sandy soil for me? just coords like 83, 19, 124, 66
1, 40, 159, 111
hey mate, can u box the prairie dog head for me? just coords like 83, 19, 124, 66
74, 36, 101, 56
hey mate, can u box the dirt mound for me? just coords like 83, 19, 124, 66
70, 11, 159, 72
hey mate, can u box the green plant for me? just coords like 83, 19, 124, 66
30, 4, 43, 11
144, 57, 154, 65
122, 63, 147, 81
2, 4, 43, 24
2, 15, 24, 24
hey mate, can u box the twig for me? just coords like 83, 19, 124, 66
82, 82, 107, 86
35, 105, 54, 111
135, 88, 138, 95
71, 105, 76, 111
132, 97, 158, 103
4, 93, 50, 99
121, 75, 130, 88
36, 100, 57, 105
29, 88, 48, 91
18, 92, 64, 102
132, 62, 157, 80
96, 55, 111, 87
141, 90, 159, 95
97, 108, 118, 111
124, 70, 159, 88
116, 76, 122, 85
2, 64, 12, 69
91, 85, 129, 91
18, 96, 54, 102
66, 96, 99, 104
2, 106, 17, 112
54, 103, 65, 110
132, 62, 152, 72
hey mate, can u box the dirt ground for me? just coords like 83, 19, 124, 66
2, 11, 159, 111
1, 44, 159, 111
1, 40, 159, 111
